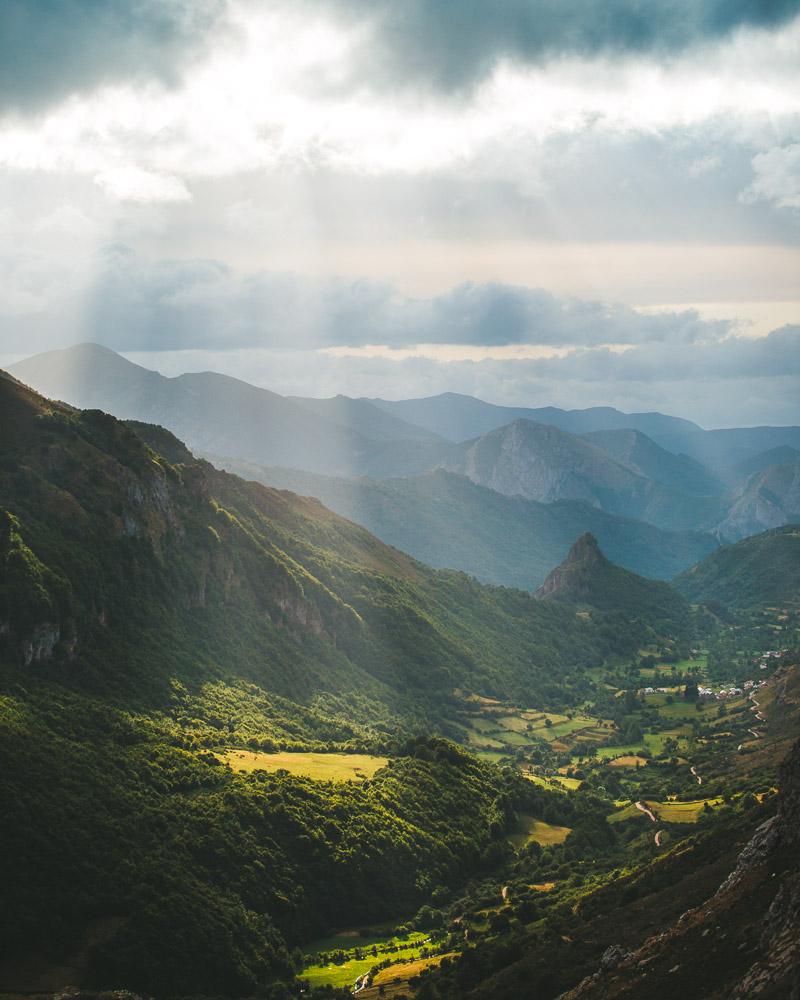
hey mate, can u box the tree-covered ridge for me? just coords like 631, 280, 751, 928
674, 524, 800, 609
0, 373, 617, 989
0, 374, 611, 714
0, 679, 546, 993
210, 460, 718, 589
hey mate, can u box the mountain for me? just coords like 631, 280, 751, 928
729, 444, 800, 483
439, 419, 724, 532
559, 729, 800, 1000
674, 524, 800, 609
212, 460, 718, 588
581, 428, 723, 497
368, 392, 704, 447
1, 372, 629, 991
289, 393, 444, 443
9, 343, 381, 475
534, 532, 690, 637
0, 369, 616, 711
8, 343, 454, 478
13, 346, 799, 542
716, 460, 800, 540
370, 392, 800, 470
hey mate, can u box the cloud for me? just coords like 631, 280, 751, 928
78, 247, 733, 352
742, 142, 800, 209
527, 325, 800, 381
331, 0, 800, 93
124, 328, 800, 427
0, 0, 228, 113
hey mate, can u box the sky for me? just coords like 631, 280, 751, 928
0, 0, 799, 427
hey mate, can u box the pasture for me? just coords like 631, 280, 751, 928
299, 930, 431, 989
508, 814, 572, 849
608, 797, 723, 824
218, 750, 388, 781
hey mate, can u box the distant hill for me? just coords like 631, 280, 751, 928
535, 532, 690, 638
370, 392, 800, 470
217, 460, 718, 588
674, 524, 800, 609
368, 392, 704, 447
289, 393, 443, 443
581, 428, 723, 496
439, 419, 724, 532
716, 461, 800, 540
730, 445, 800, 483
12, 345, 800, 542
9, 343, 450, 477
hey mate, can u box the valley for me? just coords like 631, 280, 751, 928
0, 371, 797, 1000
4, 9, 799, 999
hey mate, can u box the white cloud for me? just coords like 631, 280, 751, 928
0, 5, 798, 201
94, 166, 191, 203
742, 142, 800, 209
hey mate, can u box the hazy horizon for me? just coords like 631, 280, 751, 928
1, 1, 799, 426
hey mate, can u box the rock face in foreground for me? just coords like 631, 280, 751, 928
561, 736, 800, 1000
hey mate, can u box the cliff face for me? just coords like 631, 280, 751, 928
561, 734, 800, 1000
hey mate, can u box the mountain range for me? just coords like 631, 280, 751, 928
1, 368, 798, 996
213, 460, 718, 588
9, 344, 800, 566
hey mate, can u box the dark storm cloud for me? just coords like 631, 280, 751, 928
0, 0, 227, 112
82, 248, 730, 352
334, 0, 800, 92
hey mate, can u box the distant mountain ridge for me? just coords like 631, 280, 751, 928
369, 391, 800, 469
439, 418, 725, 532
205, 459, 719, 588
715, 460, 800, 540
10, 344, 800, 542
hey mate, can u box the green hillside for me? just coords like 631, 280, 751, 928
212, 462, 717, 589
0, 373, 619, 992
674, 525, 800, 609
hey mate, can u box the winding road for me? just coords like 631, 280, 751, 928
635, 801, 657, 823
691, 765, 702, 786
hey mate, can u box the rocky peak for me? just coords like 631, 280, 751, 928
534, 532, 604, 600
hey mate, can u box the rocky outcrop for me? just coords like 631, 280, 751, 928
560, 736, 800, 1000
534, 532, 603, 600
21, 622, 61, 665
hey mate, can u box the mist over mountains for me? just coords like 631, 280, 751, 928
10, 344, 800, 591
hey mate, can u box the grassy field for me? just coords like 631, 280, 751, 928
372, 953, 455, 987
608, 797, 723, 824
459, 696, 613, 757
594, 742, 646, 759
608, 755, 649, 767
300, 934, 432, 988
218, 750, 388, 780
523, 772, 583, 791
508, 813, 572, 849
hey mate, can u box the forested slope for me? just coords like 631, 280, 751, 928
0, 372, 619, 992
